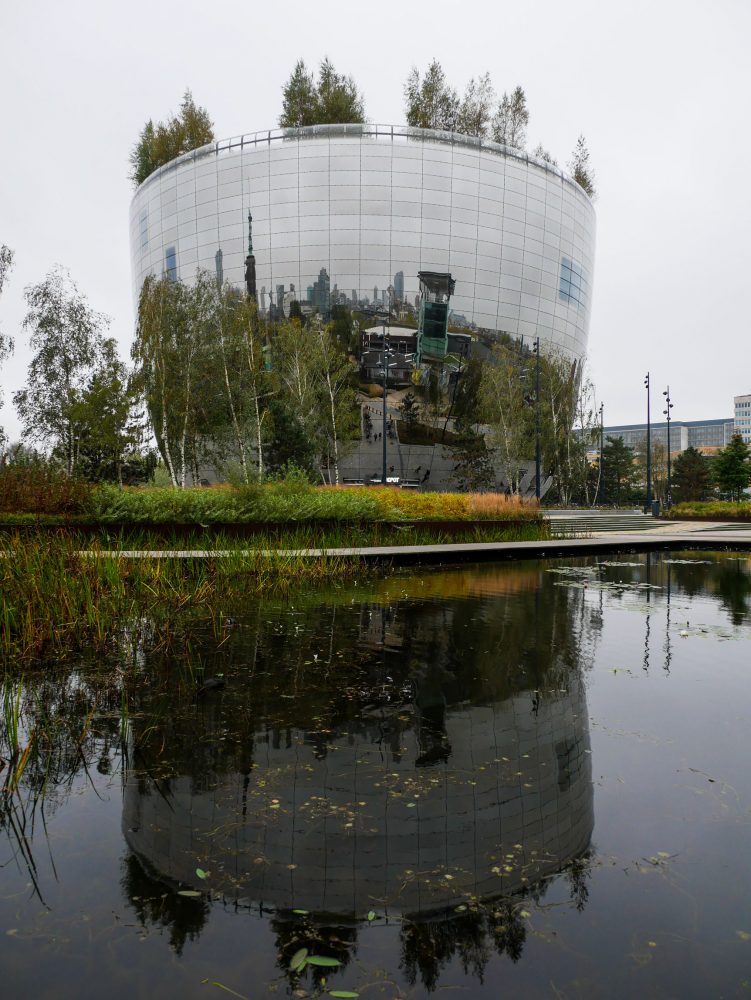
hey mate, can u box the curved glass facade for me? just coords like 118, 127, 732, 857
130, 125, 596, 359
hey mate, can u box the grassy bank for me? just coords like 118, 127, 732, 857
666, 501, 751, 521
0, 469, 543, 526
0, 534, 364, 663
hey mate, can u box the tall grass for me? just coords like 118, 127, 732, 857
0, 534, 363, 664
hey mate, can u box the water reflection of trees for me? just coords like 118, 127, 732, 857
120, 562, 597, 989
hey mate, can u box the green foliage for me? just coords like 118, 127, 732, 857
667, 500, 751, 520
0, 464, 94, 515
265, 400, 317, 478
450, 428, 496, 492
404, 60, 460, 130
12, 267, 111, 477
279, 58, 365, 128
491, 86, 529, 149
599, 435, 638, 505
671, 446, 712, 503
713, 434, 751, 500
399, 391, 421, 429
130, 90, 214, 187
568, 135, 596, 197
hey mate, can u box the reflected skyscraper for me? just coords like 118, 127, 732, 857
244, 212, 256, 303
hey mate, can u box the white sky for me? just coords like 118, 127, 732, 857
1, 0, 750, 441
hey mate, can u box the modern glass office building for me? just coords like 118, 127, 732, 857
129, 124, 596, 360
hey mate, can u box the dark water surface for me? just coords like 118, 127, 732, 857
2, 551, 751, 998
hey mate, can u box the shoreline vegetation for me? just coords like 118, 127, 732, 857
0, 480, 546, 664
665, 501, 751, 521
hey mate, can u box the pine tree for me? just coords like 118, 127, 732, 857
672, 446, 711, 502
279, 59, 365, 128
714, 435, 751, 501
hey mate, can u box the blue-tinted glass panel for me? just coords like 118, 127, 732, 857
559, 256, 586, 308
165, 247, 177, 282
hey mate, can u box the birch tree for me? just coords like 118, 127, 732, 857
13, 267, 107, 475
132, 274, 206, 487
479, 344, 531, 494
491, 86, 529, 149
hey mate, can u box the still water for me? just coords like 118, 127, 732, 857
2, 552, 751, 998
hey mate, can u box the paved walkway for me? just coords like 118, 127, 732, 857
80, 521, 751, 563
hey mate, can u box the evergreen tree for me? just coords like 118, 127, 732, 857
398, 391, 421, 430
450, 428, 496, 492
0, 245, 14, 436
568, 135, 596, 197
532, 143, 557, 166
714, 435, 751, 500
672, 446, 711, 502
599, 435, 638, 505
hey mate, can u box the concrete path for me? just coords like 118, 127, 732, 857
79, 521, 751, 564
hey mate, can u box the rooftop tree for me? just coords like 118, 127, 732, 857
568, 134, 596, 197
491, 86, 529, 149
279, 58, 365, 128
404, 60, 460, 131
0, 245, 14, 442
130, 90, 215, 187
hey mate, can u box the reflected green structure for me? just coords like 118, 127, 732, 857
416, 271, 456, 363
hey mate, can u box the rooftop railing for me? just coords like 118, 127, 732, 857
135, 123, 589, 199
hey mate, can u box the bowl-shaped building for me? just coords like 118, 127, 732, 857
129, 124, 595, 359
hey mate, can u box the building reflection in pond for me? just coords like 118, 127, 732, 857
122, 565, 595, 935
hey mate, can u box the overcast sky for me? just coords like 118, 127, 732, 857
1, 0, 750, 442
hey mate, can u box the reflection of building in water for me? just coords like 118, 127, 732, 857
123, 677, 592, 918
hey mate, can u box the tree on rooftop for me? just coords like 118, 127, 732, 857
457, 73, 496, 137
532, 143, 558, 166
404, 60, 459, 131
129, 90, 215, 187
279, 58, 365, 128
491, 86, 529, 149
568, 134, 596, 197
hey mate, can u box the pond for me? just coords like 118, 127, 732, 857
2, 551, 751, 998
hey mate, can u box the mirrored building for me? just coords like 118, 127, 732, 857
129, 124, 596, 359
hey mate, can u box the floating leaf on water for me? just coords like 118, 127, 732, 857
306, 956, 341, 968
455, 904, 467, 912
292, 908, 309, 915
737, 930, 751, 942
177, 890, 202, 897
196, 868, 208, 880
648, 941, 657, 948
367, 910, 376, 922
328, 992, 360, 998
520, 910, 531, 918
289, 947, 308, 972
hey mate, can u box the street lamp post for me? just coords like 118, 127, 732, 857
644, 372, 652, 510
381, 323, 390, 485
534, 337, 541, 500
663, 386, 674, 509
598, 402, 605, 504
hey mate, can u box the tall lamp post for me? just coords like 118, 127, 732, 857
598, 402, 605, 505
534, 337, 541, 500
663, 386, 674, 509
644, 372, 652, 510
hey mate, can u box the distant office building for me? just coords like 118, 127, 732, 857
373, 285, 378, 304
394, 270, 404, 302
312, 267, 330, 315
602, 418, 734, 455
215, 248, 224, 289
734, 394, 751, 443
